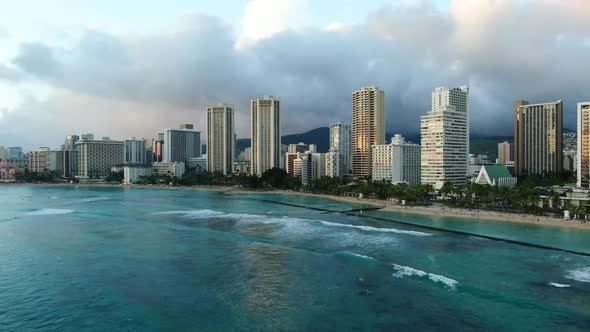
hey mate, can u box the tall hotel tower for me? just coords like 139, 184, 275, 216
329, 122, 352, 176
514, 100, 563, 176
163, 125, 201, 165
421, 85, 469, 189
251, 96, 281, 176
577, 102, 590, 187
207, 103, 235, 175
352, 86, 385, 178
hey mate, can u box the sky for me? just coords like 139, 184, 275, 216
0, 0, 589, 150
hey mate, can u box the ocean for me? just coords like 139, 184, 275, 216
1, 185, 589, 331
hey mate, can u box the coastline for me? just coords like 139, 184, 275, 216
4, 182, 590, 230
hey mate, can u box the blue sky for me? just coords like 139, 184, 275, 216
0, 0, 588, 149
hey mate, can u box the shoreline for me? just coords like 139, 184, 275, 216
4, 182, 590, 230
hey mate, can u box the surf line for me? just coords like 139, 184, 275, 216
235, 196, 590, 258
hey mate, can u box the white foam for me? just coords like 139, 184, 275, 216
344, 252, 379, 262
565, 267, 590, 283
27, 208, 74, 216
319, 220, 431, 236
154, 209, 226, 218
80, 196, 111, 202
548, 282, 571, 288
392, 264, 458, 289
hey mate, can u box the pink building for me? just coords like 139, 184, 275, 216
0, 159, 23, 180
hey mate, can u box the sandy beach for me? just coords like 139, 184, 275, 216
262, 190, 590, 230
4, 182, 590, 230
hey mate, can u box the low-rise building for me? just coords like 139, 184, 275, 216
234, 160, 251, 174
152, 162, 185, 179
187, 157, 207, 174
124, 165, 152, 184
474, 165, 517, 187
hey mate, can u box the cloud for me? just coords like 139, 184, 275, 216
0, 64, 24, 81
238, 0, 306, 47
2, 0, 590, 149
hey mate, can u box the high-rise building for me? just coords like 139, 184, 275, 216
325, 148, 341, 178
577, 102, 590, 187
29, 147, 50, 173
47, 150, 64, 174
0, 147, 9, 160
352, 87, 385, 178
498, 142, 514, 165
372, 134, 421, 187
287, 142, 316, 154
8, 147, 23, 158
421, 85, 469, 189
330, 122, 352, 177
207, 104, 235, 175
125, 138, 147, 165
163, 125, 201, 165
62, 134, 79, 177
392, 137, 421, 187
514, 100, 563, 176
152, 136, 164, 163
285, 152, 301, 176
251, 96, 281, 176
76, 137, 125, 182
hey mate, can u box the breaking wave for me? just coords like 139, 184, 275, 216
27, 209, 74, 216
392, 264, 459, 289
319, 220, 431, 236
154, 209, 430, 237
80, 196, 111, 203
565, 267, 590, 283
548, 282, 571, 288
341, 252, 380, 262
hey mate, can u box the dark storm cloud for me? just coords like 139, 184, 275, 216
2, 0, 590, 148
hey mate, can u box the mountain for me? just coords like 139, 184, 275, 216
236, 127, 331, 153
236, 127, 419, 153
236, 127, 513, 159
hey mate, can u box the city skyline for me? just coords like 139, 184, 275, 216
1, 0, 589, 149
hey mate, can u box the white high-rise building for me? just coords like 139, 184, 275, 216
162, 125, 201, 165
421, 85, 469, 189
392, 137, 421, 187
372, 135, 421, 187
207, 104, 235, 175
330, 122, 352, 177
325, 148, 341, 178
352, 87, 385, 178
125, 138, 147, 165
251, 96, 281, 176
577, 102, 590, 187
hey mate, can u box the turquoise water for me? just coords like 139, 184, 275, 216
1, 186, 590, 331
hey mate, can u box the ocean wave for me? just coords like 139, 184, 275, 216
319, 220, 431, 236
392, 264, 458, 289
548, 282, 571, 288
80, 196, 111, 203
26, 209, 74, 216
154, 209, 227, 218
565, 267, 590, 283
341, 252, 380, 262
155, 209, 429, 237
